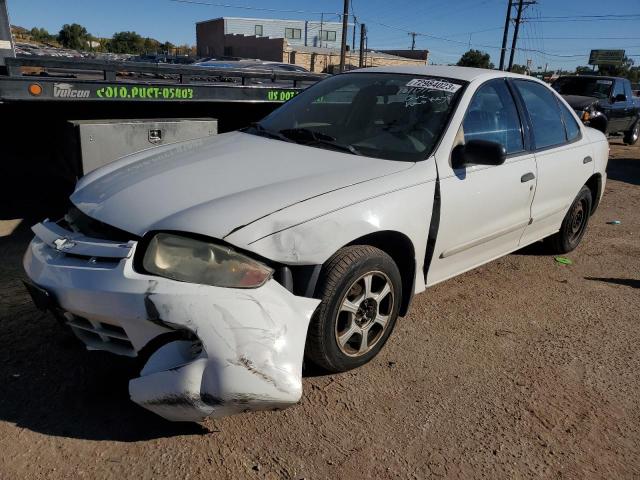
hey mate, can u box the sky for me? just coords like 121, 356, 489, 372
7, 0, 640, 70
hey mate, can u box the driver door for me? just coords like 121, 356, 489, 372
427, 79, 536, 285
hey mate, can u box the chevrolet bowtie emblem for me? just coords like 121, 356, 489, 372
53, 237, 76, 251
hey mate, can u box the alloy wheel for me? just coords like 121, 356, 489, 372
334, 271, 395, 357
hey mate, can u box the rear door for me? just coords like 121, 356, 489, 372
427, 78, 537, 285
512, 80, 595, 246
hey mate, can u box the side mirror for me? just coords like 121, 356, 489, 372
452, 139, 507, 169
613, 93, 626, 103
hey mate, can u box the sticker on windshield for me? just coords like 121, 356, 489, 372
405, 78, 462, 93
596, 79, 613, 85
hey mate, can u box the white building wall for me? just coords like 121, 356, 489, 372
222, 17, 345, 49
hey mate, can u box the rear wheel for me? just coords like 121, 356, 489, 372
305, 245, 402, 373
623, 120, 639, 145
546, 186, 592, 254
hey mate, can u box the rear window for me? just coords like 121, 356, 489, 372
552, 77, 612, 100
514, 80, 566, 149
557, 100, 581, 142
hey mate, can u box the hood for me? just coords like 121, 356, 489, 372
71, 131, 412, 239
562, 94, 600, 111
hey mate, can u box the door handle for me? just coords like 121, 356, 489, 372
583, 156, 593, 164
521, 172, 535, 183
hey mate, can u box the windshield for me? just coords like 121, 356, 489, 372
247, 73, 466, 162
552, 77, 613, 99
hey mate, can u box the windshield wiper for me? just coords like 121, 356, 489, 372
246, 123, 292, 142
278, 128, 362, 156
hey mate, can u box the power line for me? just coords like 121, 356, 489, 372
361, 14, 587, 58
534, 13, 640, 19
168, 0, 341, 16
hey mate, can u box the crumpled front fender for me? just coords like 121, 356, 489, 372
130, 280, 320, 422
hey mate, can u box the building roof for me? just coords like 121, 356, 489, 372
287, 45, 424, 62
197, 16, 343, 26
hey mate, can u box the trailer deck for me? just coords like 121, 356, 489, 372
0, 56, 325, 104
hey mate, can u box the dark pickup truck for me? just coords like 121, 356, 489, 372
552, 75, 640, 145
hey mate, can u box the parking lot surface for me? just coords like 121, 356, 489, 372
0, 140, 638, 479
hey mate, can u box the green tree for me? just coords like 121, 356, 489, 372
29, 27, 54, 43
57, 23, 89, 50
107, 31, 145, 54
457, 49, 494, 69
597, 56, 635, 78
143, 37, 161, 53
510, 64, 528, 74
161, 41, 175, 54
575, 65, 592, 75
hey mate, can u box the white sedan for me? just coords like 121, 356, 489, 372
23, 66, 608, 422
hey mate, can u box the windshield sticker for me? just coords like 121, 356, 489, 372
405, 94, 450, 107
596, 79, 613, 85
405, 78, 462, 93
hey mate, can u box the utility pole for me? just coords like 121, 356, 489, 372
359, 23, 366, 68
339, 0, 350, 72
499, 0, 512, 70
409, 32, 417, 50
319, 13, 323, 48
508, 0, 536, 71
508, 0, 524, 70
352, 15, 356, 52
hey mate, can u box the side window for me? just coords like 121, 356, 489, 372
321, 30, 337, 42
612, 80, 626, 101
463, 80, 524, 154
285, 28, 301, 40
557, 99, 581, 142
623, 81, 633, 100
514, 80, 566, 149
255, 25, 263, 37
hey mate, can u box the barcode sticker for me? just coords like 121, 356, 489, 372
406, 79, 462, 93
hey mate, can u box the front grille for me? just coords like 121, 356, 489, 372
60, 206, 137, 243
65, 314, 136, 356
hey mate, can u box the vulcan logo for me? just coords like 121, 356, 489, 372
53, 83, 90, 98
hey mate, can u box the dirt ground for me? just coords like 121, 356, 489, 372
0, 140, 638, 480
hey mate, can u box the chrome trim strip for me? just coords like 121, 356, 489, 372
32, 221, 135, 259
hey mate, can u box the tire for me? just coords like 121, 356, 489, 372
546, 186, 593, 254
305, 245, 402, 373
623, 120, 639, 145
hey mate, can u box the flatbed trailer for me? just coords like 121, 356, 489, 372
0, 56, 324, 105
0, 56, 326, 220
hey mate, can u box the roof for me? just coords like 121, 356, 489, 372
557, 74, 620, 81
355, 65, 537, 83
287, 46, 425, 62
197, 16, 343, 26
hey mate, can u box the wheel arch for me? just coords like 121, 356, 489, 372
345, 230, 416, 317
585, 173, 602, 215
589, 114, 608, 134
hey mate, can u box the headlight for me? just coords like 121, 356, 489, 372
142, 233, 273, 288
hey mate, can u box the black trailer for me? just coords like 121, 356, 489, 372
0, 56, 326, 219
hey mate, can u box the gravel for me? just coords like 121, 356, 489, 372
0, 140, 638, 479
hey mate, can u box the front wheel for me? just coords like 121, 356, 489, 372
623, 120, 639, 145
305, 245, 402, 373
546, 186, 593, 254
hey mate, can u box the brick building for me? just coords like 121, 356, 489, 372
195, 16, 429, 72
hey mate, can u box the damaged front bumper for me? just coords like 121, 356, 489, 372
23, 221, 319, 422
